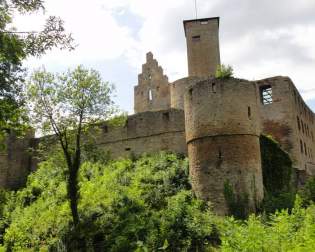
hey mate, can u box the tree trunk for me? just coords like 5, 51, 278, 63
68, 164, 80, 226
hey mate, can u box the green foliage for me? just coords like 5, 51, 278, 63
260, 135, 295, 213
220, 198, 315, 251
27, 66, 116, 136
2, 153, 218, 251
215, 64, 234, 79
224, 181, 249, 219
107, 112, 128, 127
299, 176, 315, 206
27, 65, 117, 228
0, 0, 74, 136
1, 152, 315, 251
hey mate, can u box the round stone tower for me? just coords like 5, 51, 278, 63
184, 78, 264, 215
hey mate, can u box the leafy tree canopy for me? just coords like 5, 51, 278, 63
0, 0, 74, 135
27, 66, 116, 231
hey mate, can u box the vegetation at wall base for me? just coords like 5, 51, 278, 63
0, 151, 314, 251
223, 181, 249, 220
260, 135, 295, 214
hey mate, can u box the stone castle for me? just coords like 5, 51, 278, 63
1, 17, 315, 214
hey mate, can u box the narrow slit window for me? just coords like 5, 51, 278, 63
192, 35, 201, 42
304, 142, 307, 155
218, 149, 222, 159
248, 106, 251, 119
297, 116, 301, 131
200, 21, 208, 25
212, 83, 216, 93
300, 140, 303, 154
260, 85, 273, 105
148, 89, 153, 101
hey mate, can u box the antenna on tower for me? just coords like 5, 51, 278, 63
194, 0, 198, 20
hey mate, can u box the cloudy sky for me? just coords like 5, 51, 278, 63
14, 0, 315, 113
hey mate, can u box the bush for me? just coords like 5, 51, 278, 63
2, 152, 219, 251
299, 176, 315, 206
220, 198, 315, 251
215, 64, 233, 79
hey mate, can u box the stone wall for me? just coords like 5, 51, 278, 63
134, 52, 170, 113
92, 108, 187, 159
184, 78, 264, 215
170, 76, 205, 110
0, 131, 34, 189
256, 76, 315, 181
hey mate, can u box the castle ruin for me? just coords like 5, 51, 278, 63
1, 17, 314, 214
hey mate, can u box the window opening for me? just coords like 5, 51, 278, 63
163, 112, 170, 121
248, 106, 251, 119
212, 83, 216, 93
260, 85, 273, 105
297, 116, 300, 131
149, 89, 153, 101
218, 149, 222, 159
192, 35, 201, 42
304, 142, 307, 155
189, 88, 193, 99
102, 125, 108, 133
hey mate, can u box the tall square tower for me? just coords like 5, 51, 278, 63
184, 17, 221, 78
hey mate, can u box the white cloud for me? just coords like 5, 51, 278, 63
12, 0, 315, 111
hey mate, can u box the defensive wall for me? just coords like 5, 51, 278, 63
94, 109, 186, 159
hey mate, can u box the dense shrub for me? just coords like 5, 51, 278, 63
2, 153, 218, 251
1, 151, 315, 251
220, 198, 315, 251
300, 176, 315, 206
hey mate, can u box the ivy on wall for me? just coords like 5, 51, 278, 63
260, 135, 295, 213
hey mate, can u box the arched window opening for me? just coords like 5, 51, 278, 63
148, 89, 153, 101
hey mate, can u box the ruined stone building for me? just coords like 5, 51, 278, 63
1, 17, 314, 214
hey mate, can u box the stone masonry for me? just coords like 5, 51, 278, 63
1, 17, 314, 215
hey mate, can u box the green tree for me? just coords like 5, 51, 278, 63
0, 0, 74, 135
27, 66, 115, 231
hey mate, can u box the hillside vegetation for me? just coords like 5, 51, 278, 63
0, 152, 314, 251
